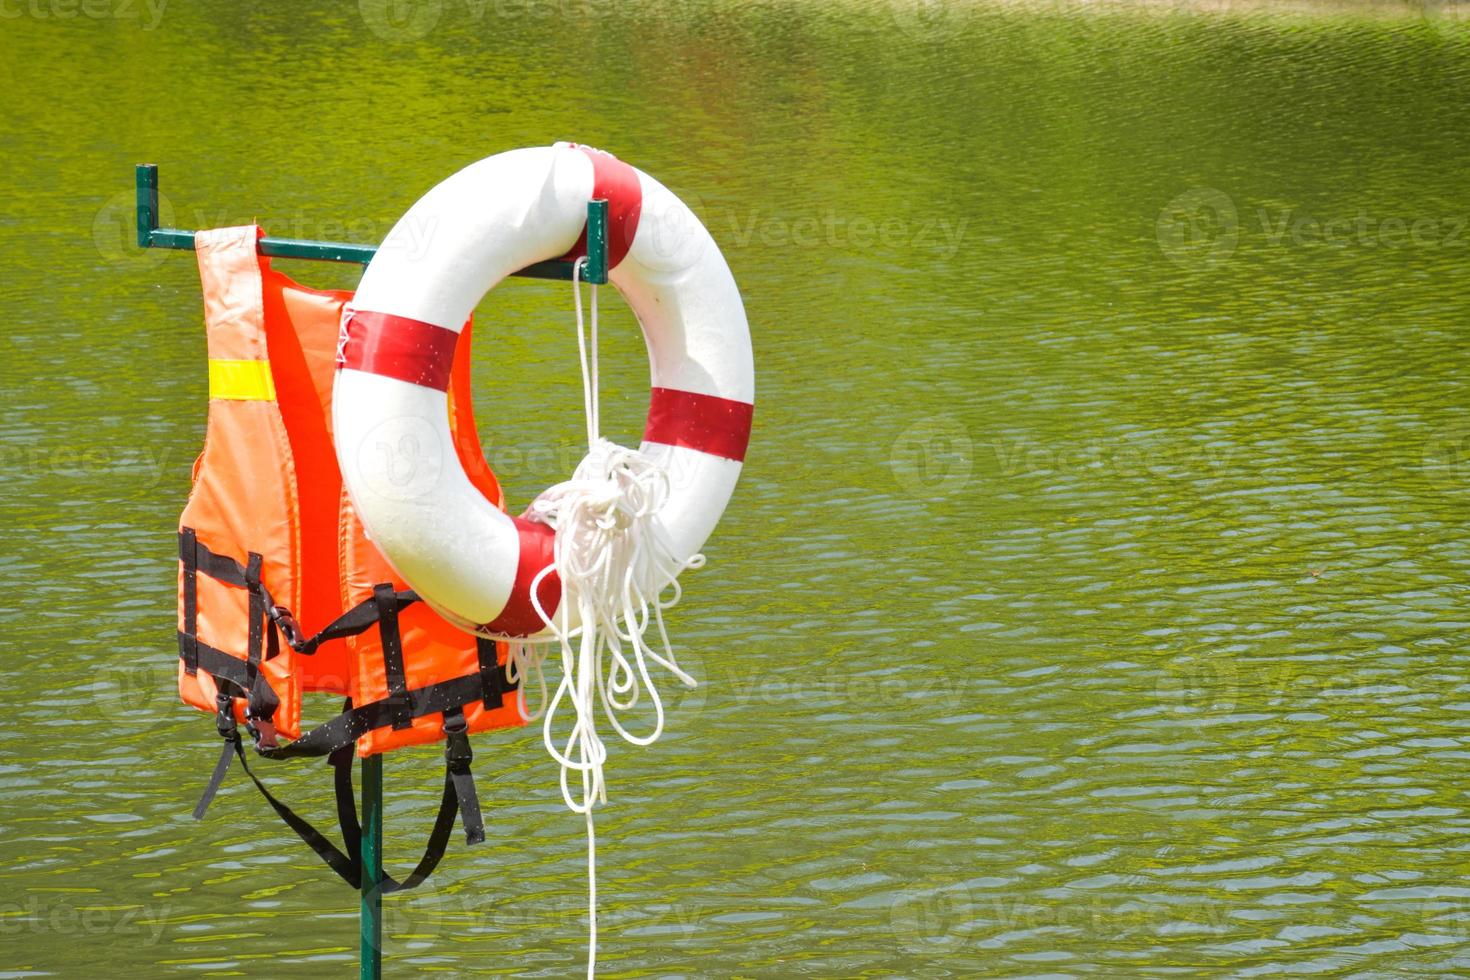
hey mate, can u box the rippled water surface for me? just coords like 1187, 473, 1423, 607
3, 1, 1470, 976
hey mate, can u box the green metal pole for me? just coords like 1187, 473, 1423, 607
135, 164, 158, 248
585, 198, 609, 284
360, 754, 383, 980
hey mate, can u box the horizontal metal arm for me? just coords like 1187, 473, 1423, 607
134, 164, 609, 285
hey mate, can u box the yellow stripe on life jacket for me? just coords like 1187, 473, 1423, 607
208, 358, 276, 401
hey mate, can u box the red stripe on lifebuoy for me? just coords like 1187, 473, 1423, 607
482, 516, 562, 636
560, 145, 643, 270
339, 311, 459, 391
644, 387, 754, 462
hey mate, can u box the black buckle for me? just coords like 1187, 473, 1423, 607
244, 709, 279, 750
214, 694, 239, 740
443, 713, 471, 767
268, 604, 309, 652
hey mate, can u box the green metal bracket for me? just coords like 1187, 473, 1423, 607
134, 164, 610, 284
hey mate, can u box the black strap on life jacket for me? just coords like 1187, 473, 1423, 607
268, 587, 418, 656
373, 584, 414, 731
196, 694, 474, 890
178, 528, 516, 888
254, 669, 515, 761
177, 531, 284, 725
179, 527, 199, 675
243, 553, 269, 725
441, 705, 486, 844
475, 637, 501, 710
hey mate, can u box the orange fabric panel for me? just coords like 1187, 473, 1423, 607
449, 321, 504, 510
276, 281, 352, 428
196, 229, 270, 363
261, 271, 352, 691
178, 227, 302, 739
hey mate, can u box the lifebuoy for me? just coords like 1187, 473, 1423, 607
333, 143, 754, 638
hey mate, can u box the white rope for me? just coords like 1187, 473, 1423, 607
334, 302, 355, 366
571, 258, 600, 448
503, 257, 702, 979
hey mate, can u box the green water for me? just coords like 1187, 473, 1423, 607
4, 1, 1470, 976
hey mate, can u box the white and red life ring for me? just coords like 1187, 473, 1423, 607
332, 143, 754, 637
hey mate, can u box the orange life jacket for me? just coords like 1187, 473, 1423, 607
177, 226, 524, 885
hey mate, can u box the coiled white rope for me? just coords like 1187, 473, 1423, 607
504, 258, 703, 979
